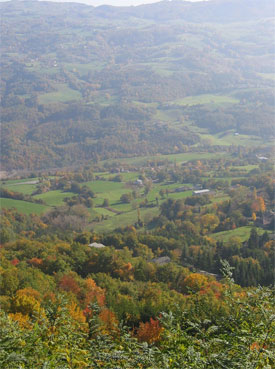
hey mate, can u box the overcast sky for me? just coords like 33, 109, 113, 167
51, 0, 208, 5
49, 0, 208, 6
0, 0, 208, 6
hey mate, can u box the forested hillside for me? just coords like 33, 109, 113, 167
1, 0, 274, 170
1, 1, 274, 367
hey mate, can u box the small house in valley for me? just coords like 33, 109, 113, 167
88, 242, 106, 249
193, 189, 210, 195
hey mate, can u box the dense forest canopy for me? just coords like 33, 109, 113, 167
1, 0, 274, 170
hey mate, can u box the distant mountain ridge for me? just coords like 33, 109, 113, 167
91, 0, 274, 22
1, 0, 274, 22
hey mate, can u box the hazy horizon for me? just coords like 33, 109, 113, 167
0, 0, 209, 6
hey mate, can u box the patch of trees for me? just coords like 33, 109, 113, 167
42, 205, 90, 233
185, 194, 211, 206
185, 102, 274, 137
0, 188, 45, 205
120, 193, 132, 203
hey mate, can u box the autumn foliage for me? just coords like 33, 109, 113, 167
11, 258, 19, 266
59, 274, 81, 296
183, 273, 209, 292
136, 318, 163, 344
83, 278, 105, 308
28, 257, 43, 266
98, 308, 119, 334
251, 196, 266, 213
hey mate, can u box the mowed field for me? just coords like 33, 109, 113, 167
198, 132, 265, 147
0, 178, 39, 195
93, 206, 159, 233
211, 226, 267, 243
101, 151, 228, 166
33, 191, 75, 207
1, 183, 38, 195
0, 198, 50, 215
38, 84, 82, 104
170, 94, 239, 107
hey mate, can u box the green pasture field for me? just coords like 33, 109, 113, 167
109, 202, 133, 212
34, 190, 75, 207
117, 172, 140, 182
93, 193, 131, 208
86, 92, 118, 106
87, 208, 99, 218
0, 178, 39, 185
93, 197, 107, 207
0, 198, 50, 215
211, 226, 267, 243
232, 165, 259, 171
168, 190, 193, 201
83, 180, 126, 193
83, 180, 132, 209
87, 180, 194, 216
199, 132, 264, 147
93, 207, 116, 217
103, 151, 227, 166
1, 183, 38, 195
154, 108, 181, 122
208, 177, 243, 185
94, 172, 110, 177
140, 62, 175, 77
170, 94, 239, 107
63, 62, 105, 75
98, 171, 142, 182
93, 206, 159, 233
38, 84, 82, 104
210, 193, 230, 204
146, 182, 192, 202
26, 63, 58, 75
132, 101, 158, 109
86, 180, 192, 229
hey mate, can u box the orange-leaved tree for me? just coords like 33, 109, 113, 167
136, 318, 163, 344
83, 278, 106, 317
58, 273, 81, 296
98, 308, 119, 335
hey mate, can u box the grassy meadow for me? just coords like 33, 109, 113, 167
1, 183, 38, 196
211, 226, 267, 243
0, 198, 50, 215
101, 151, 227, 167
33, 191, 75, 207
171, 94, 239, 107
38, 84, 82, 104
93, 206, 159, 233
